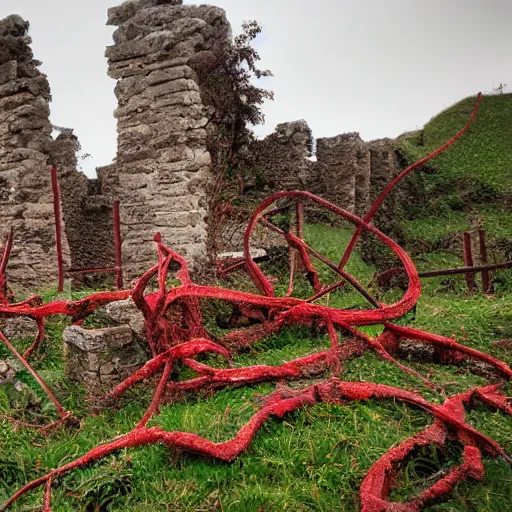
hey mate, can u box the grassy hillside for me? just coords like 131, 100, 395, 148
396, 93, 512, 254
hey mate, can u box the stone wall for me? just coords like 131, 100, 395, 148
358, 139, 405, 266
369, 139, 404, 238
249, 120, 313, 191
212, 119, 403, 255
101, 0, 231, 282
309, 132, 370, 215
0, 15, 71, 291
52, 136, 115, 277
212, 120, 313, 253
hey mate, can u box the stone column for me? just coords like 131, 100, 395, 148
314, 132, 367, 214
103, 0, 231, 282
0, 15, 70, 291
360, 138, 404, 267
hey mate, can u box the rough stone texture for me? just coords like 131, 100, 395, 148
104, 298, 146, 340
360, 139, 404, 266
368, 139, 402, 235
51, 136, 116, 278
215, 213, 284, 254
250, 120, 313, 191
0, 15, 71, 291
213, 121, 312, 253
0, 315, 38, 340
213, 124, 402, 255
103, 2, 231, 283
64, 324, 148, 396
310, 133, 364, 214
0, 359, 18, 385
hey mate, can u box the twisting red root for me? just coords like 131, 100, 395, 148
2, 93, 510, 510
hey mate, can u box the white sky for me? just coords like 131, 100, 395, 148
1, 0, 511, 177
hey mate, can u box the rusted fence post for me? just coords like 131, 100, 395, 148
296, 201, 304, 240
113, 200, 123, 290
0, 228, 14, 303
462, 232, 475, 292
479, 230, 491, 293
0, 228, 13, 276
50, 167, 64, 293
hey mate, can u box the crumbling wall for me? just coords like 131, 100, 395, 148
249, 120, 313, 192
213, 120, 313, 253
0, 15, 70, 291
52, 136, 115, 279
368, 139, 402, 236
360, 139, 405, 266
102, 0, 232, 282
309, 132, 370, 215
0, 6, 407, 285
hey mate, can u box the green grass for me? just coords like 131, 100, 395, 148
398, 93, 512, 191
397, 93, 512, 262
1, 225, 512, 511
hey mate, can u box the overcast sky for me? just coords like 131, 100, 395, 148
1, 0, 510, 177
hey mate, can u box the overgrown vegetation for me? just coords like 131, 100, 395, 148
191, 20, 274, 259
397, 93, 512, 256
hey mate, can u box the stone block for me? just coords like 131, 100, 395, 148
146, 65, 194, 85
145, 78, 199, 99
64, 324, 148, 396
104, 298, 146, 340
107, 56, 188, 80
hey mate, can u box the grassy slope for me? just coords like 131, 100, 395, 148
1, 226, 512, 511
397, 93, 512, 249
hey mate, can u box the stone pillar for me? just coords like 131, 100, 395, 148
103, 0, 231, 282
313, 132, 367, 214
360, 138, 404, 267
0, 15, 70, 291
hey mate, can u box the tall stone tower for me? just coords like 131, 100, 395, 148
102, 0, 232, 281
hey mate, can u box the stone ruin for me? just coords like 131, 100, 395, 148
0, 14, 71, 290
63, 299, 147, 397
100, 0, 231, 281
215, 120, 402, 254
0, 0, 404, 293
